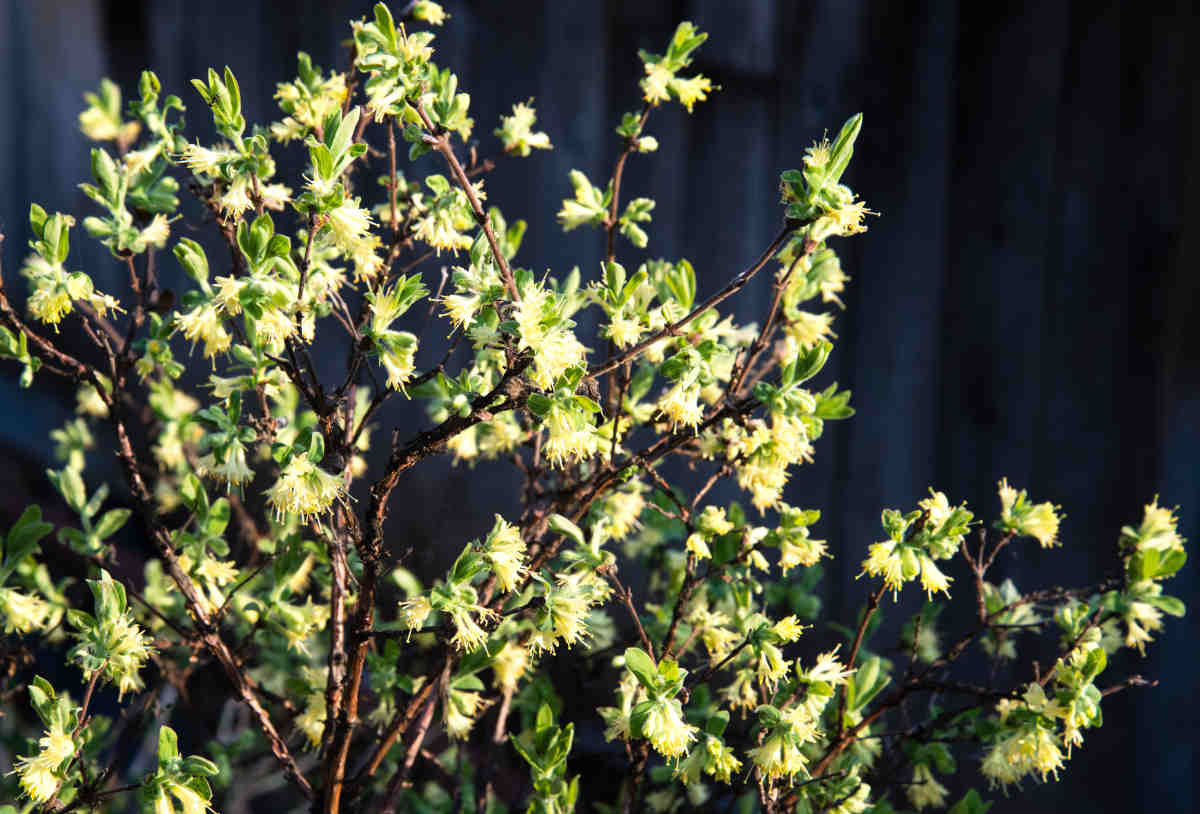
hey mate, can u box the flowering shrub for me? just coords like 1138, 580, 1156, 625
0, 4, 1187, 813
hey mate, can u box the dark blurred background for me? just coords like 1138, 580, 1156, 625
1, 0, 1197, 811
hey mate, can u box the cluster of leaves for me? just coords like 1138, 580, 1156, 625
0, 4, 1186, 814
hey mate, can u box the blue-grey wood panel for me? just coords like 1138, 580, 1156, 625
0, 1, 1194, 811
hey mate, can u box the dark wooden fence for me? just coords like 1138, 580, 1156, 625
0, 1, 1195, 811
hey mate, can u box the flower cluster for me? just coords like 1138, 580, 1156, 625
997, 478, 1063, 547
860, 491, 973, 599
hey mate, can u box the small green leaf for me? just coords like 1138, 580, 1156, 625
624, 647, 658, 690
704, 711, 729, 737
205, 498, 231, 537
307, 431, 326, 464
826, 113, 862, 186
1148, 594, 1186, 617
93, 508, 131, 540
756, 705, 782, 729
48, 467, 87, 514
547, 514, 585, 547
157, 725, 180, 765
629, 699, 655, 738
181, 755, 220, 777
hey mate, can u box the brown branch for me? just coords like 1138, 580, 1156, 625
36, 661, 108, 812
686, 635, 752, 688
605, 102, 652, 263
410, 98, 519, 300
388, 121, 400, 242
327, 358, 527, 812
727, 237, 814, 397
1101, 675, 1157, 697
357, 671, 439, 781
808, 577, 1122, 782
0, 243, 314, 800
376, 659, 451, 814
834, 585, 886, 736
662, 552, 699, 659
298, 213, 317, 304
588, 222, 796, 379
601, 565, 656, 661
320, 517, 351, 758
619, 742, 651, 814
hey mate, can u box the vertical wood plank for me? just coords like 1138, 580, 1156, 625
937, 1, 1071, 588
1131, 2, 1199, 809
769, 0, 868, 611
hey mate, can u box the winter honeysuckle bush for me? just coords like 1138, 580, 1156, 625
0, 4, 1187, 814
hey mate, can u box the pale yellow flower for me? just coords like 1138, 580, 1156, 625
668, 74, 713, 113
0, 587, 54, 634
442, 291, 481, 331
176, 304, 231, 359
15, 726, 74, 802
803, 647, 855, 686
685, 533, 711, 559
748, 731, 808, 781
484, 516, 527, 592
326, 198, 375, 253
491, 640, 529, 692
641, 700, 697, 758
918, 554, 952, 599
658, 382, 704, 430
1024, 502, 1061, 548
444, 689, 485, 740
265, 457, 344, 519
907, 763, 948, 811
785, 311, 836, 349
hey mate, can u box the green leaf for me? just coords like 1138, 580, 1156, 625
4, 505, 53, 569
181, 755, 220, 777
93, 508, 131, 540
547, 514, 585, 547
1082, 646, 1106, 681
448, 544, 484, 585
704, 711, 729, 737
1148, 594, 1186, 617
331, 107, 360, 161
48, 467, 87, 514
307, 431, 326, 464
629, 700, 655, 738
789, 340, 832, 385
604, 261, 626, 295
509, 734, 540, 771
223, 66, 241, 118
624, 647, 658, 690
205, 498, 231, 537
28, 676, 53, 719
180, 473, 209, 513
89, 570, 127, 618
619, 220, 648, 249
755, 705, 782, 729
67, 608, 95, 632
1154, 548, 1186, 580
157, 725, 180, 765
174, 238, 210, 285
90, 147, 120, 205
826, 113, 863, 186
710, 533, 739, 567
29, 203, 48, 237
848, 656, 886, 711
947, 789, 992, 814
